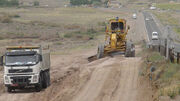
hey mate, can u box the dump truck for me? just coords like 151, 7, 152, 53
0, 46, 50, 92
88, 17, 135, 61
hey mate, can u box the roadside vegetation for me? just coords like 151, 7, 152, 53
70, 0, 108, 6
141, 48, 180, 99
0, 0, 19, 6
157, 3, 180, 10
153, 11, 180, 36
0, 6, 127, 53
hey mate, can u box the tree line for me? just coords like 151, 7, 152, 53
0, 0, 19, 6
70, 0, 103, 6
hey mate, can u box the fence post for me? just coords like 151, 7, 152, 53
177, 53, 180, 64
165, 39, 168, 58
169, 48, 175, 63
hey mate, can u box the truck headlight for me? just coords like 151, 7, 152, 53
32, 74, 39, 83
4, 76, 9, 84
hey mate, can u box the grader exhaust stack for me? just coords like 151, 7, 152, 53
88, 17, 135, 62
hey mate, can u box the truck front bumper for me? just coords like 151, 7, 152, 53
4, 74, 39, 87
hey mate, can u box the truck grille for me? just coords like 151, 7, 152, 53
10, 76, 31, 84
9, 69, 33, 73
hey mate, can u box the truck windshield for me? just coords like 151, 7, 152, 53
5, 55, 38, 66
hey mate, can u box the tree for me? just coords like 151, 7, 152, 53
70, 0, 90, 5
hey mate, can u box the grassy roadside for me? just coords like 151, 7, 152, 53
153, 3, 180, 37
139, 44, 180, 99
157, 3, 180, 11
153, 11, 180, 36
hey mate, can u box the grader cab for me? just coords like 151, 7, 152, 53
97, 17, 135, 59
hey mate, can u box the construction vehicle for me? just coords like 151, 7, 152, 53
88, 17, 135, 61
97, 17, 135, 59
0, 46, 50, 92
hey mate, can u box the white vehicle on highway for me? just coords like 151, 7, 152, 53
152, 32, 158, 40
150, 6, 156, 10
145, 18, 150, 21
132, 13, 137, 19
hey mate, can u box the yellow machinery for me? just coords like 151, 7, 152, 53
97, 17, 135, 59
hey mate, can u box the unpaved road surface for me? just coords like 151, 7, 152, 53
0, 10, 152, 101
71, 56, 152, 101
0, 49, 153, 101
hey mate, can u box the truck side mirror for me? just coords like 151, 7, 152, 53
39, 55, 43, 61
0, 56, 3, 66
128, 25, 130, 30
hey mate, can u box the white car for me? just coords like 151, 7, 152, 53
152, 32, 158, 40
150, 6, 156, 10
145, 18, 150, 21
132, 13, 137, 19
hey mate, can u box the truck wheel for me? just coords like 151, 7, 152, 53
47, 71, 50, 86
97, 44, 104, 59
7, 87, 12, 93
35, 74, 42, 92
42, 72, 48, 88
125, 41, 131, 57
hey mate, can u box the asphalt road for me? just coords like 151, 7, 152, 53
143, 12, 162, 45
143, 11, 180, 52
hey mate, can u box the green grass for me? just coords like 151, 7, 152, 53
153, 12, 179, 26
153, 11, 180, 37
173, 27, 180, 35
143, 50, 180, 99
161, 63, 180, 82
148, 52, 164, 62
157, 3, 180, 10
63, 27, 103, 40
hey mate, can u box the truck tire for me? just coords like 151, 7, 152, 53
35, 74, 42, 92
47, 71, 50, 86
7, 87, 12, 93
97, 44, 104, 59
42, 72, 48, 88
125, 41, 131, 57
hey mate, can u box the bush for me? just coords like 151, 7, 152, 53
33, 1, 39, 6
70, 0, 102, 6
64, 33, 72, 38
0, 16, 12, 23
70, 0, 90, 5
168, 90, 176, 99
13, 14, 20, 18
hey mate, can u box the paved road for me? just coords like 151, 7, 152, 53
143, 11, 180, 52
143, 12, 162, 45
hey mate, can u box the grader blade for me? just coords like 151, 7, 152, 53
87, 55, 97, 62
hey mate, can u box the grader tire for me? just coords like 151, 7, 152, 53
125, 41, 132, 57
97, 44, 104, 59
131, 50, 135, 57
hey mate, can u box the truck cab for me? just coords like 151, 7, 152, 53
0, 46, 50, 92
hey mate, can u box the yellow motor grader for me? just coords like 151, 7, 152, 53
97, 17, 135, 59
88, 17, 135, 62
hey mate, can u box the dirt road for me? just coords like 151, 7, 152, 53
0, 48, 153, 101
0, 9, 152, 101
71, 56, 152, 101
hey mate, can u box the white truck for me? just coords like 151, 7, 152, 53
0, 46, 50, 92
